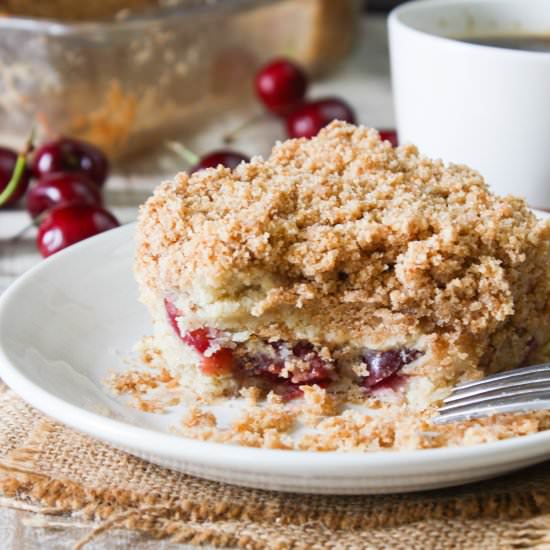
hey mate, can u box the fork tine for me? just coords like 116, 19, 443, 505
445, 375, 550, 403
434, 392, 550, 424
456, 363, 550, 391
439, 384, 550, 413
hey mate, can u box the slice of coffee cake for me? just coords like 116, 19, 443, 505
135, 121, 550, 407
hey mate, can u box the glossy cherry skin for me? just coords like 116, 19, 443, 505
255, 58, 308, 116
379, 129, 398, 147
190, 150, 249, 173
201, 348, 236, 376
32, 138, 109, 187
362, 349, 421, 388
0, 146, 31, 207
285, 98, 356, 139
26, 172, 102, 218
37, 204, 119, 258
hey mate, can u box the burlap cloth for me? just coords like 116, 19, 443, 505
2, 382, 550, 550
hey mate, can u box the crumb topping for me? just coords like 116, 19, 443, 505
136, 121, 550, 363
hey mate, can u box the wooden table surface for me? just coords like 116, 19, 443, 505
0, 14, 393, 549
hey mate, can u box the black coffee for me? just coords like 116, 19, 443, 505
456, 34, 550, 52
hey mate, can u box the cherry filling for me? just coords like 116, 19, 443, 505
164, 298, 235, 375
164, 299, 422, 397
164, 299, 332, 395
236, 341, 333, 399
288, 342, 333, 384
361, 348, 422, 391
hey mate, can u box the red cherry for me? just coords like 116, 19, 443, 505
0, 146, 31, 207
255, 58, 308, 116
32, 138, 109, 187
379, 129, 398, 147
182, 328, 211, 354
285, 98, 356, 139
362, 349, 421, 388
26, 172, 102, 218
37, 203, 119, 258
191, 150, 249, 173
201, 348, 235, 375
164, 299, 219, 354
163, 298, 235, 376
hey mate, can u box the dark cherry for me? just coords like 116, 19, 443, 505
379, 129, 398, 147
191, 150, 249, 173
255, 58, 308, 116
290, 341, 331, 384
37, 204, 119, 258
26, 172, 102, 218
243, 352, 284, 379
243, 340, 333, 389
362, 348, 422, 388
285, 98, 356, 139
292, 341, 315, 358
32, 138, 109, 187
0, 146, 31, 207
277, 385, 306, 401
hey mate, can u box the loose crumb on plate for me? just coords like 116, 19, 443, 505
107, 337, 181, 413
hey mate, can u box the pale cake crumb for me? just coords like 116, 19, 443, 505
173, 400, 550, 452
135, 336, 166, 370
134, 399, 166, 413
267, 392, 284, 405
177, 404, 295, 449
238, 386, 264, 405
109, 367, 176, 395
233, 405, 297, 435
301, 385, 341, 417
181, 406, 217, 429
107, 342, 182, 413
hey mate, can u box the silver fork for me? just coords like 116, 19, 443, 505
434, 363, 550, 424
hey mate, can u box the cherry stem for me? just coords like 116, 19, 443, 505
222, 112, 265, 144
0, 128, 34, 207
166, 141, 199, 166
9, 215, 42, 243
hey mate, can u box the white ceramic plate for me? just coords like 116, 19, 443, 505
2, 222, 550, 495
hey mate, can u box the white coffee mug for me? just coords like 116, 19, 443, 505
389, 0, 550, 208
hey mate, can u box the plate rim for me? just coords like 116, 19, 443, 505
2, 218, 550, 480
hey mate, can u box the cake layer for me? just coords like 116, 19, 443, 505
139, 290, 515, 407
